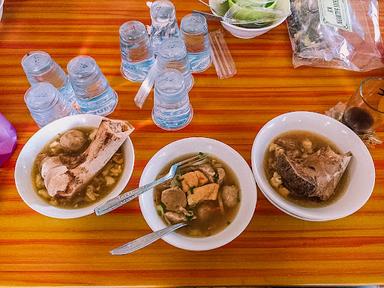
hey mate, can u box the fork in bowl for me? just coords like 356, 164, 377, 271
94, 153, 208, 216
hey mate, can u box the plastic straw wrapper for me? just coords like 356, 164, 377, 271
134, 61, 160, 109
208, 29, 237, 79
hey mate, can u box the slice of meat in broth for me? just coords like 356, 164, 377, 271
198, 163, 216, 183
187, 183, 219, 207
275, 146, 352, 200
164, 211, 187, 224
216, 168, 225, 185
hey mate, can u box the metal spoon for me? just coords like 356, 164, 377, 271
110, 222, 187, 255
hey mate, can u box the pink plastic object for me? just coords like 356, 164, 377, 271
0, 113, 17, 167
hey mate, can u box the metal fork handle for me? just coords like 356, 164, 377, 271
94, 174, 171, 216
110, 222, 187, 255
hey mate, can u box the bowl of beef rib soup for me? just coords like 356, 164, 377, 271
139, 137, 257, 251
15, 114, 135, 219
251, 111, 375, 221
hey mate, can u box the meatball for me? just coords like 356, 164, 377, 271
196, 201, 220, 222
59, 129, 87, 153
221, 185, 239, 208
161, 187, 187, 212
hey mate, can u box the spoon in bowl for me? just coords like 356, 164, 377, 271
110, 222, 187, 255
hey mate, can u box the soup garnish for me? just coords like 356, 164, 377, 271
154, 154, 240, 237
264, 131, 352, 207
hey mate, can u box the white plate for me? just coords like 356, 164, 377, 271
14, 114, 135, 219
251, 111, 375, 221
139, 137, 257, 251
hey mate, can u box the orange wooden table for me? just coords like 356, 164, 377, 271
1, 0, 384, 286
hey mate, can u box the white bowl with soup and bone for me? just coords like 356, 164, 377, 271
15, 114, 135, 219
139, 137, 257, 251
252, 111, 375, 221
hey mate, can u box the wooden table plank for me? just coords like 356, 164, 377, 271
0, 0, 384, 286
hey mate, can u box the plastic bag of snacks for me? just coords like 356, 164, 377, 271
287, 0, 384, 71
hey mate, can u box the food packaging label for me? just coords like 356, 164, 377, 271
318, 0, 352, 31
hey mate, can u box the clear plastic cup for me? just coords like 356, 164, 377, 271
67, 55, 118, 116
149, 0, 180, 54
152, 69, 193, 131
181, 13, 211, 73
21, 51, 76, 107
120, 21, 155, 82
342, 77, 384, 134
24, 82, 72, 127
157, 38, 194, 91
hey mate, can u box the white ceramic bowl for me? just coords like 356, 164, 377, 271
14, 114, 135, 219
0, 0, 4, 21
251, 111, 375, 221
139, 137, 257, 251
210, 0, 291, 39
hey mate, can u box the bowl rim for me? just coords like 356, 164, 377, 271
251, 111, 375, 221
138, 137, 257, 251
14, 114, 135, 219
210, 0, 290, 32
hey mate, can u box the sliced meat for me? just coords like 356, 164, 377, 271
276, 146, 352, 201
59, 129, 87, 153
222, 185, 239, 208
180, 171, 209, 192
164, 211, 187, 224
41, 118, 134, 198
41, 157, 71, 197
161, 187, 187, 212
196, 201, 221, 222
217, 168, 225, 185
198, 163, 216, 183
187, 183, 219, 207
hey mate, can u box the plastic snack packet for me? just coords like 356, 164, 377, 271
287, 0, 384, 71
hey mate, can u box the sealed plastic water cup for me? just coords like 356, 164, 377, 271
120, 21, 155, 82
67, 55, 118, 116
152, 69, 193, 131
21, 51, 76, 108
24, 82, 72, 128
149, 0, 180, 54
157, 39, 194, 91
181, 13, 211, 73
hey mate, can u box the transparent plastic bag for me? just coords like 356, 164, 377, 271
223, 0, 289, 28
287, 0, 384, 72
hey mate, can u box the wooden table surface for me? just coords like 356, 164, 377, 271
1, 0, 384, 286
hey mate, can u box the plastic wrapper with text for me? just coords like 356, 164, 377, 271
287, 0, 384, 71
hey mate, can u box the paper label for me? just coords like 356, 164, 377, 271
318, 0, 352, 32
